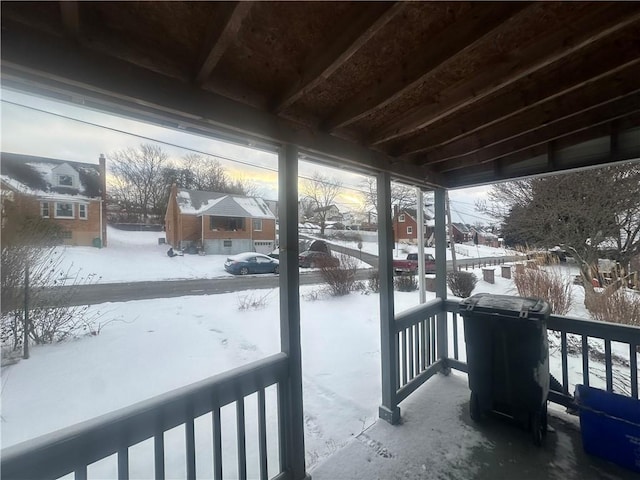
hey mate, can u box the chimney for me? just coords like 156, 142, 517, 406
99, 154, 107, 247
393, 204, 398, 217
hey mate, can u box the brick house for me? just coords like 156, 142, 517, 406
165, 185, 276, 255
0, 152, 107, 247
393, 207, 434, 244
469, 226, 500, 248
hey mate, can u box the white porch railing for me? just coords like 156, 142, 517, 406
1, 353, 292, 480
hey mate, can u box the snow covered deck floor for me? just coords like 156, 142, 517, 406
311, 372, 637, 480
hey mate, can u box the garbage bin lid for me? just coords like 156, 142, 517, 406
460, 293, 550, 317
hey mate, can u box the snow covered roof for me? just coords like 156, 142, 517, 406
176, 188, 275, 219
0, 152, 102, 201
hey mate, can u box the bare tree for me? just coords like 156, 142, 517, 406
108, 144, 170, 222
301, 173, 343, 235
361, 177, 418, 216
484, 163, 640, 305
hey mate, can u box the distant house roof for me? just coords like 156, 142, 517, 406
313, 204, 339, 213
452, 223, 470, 234
0, 152, 102, 200
176, 188, 275, 219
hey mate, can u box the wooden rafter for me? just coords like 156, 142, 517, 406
194, 2, 253, 86
271, 2, 404, 114
396, 38, 640, 158
421, 68, 640, 165
59, 1, 80, 38
370, 7, 640, 146
321, 2, 532, 131
433, 98, 640, 173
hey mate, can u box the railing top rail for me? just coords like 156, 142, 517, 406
1, 352, 289, 480
444, 298, 640, 344
547, 314, 640, 344
394, 298, 444, 331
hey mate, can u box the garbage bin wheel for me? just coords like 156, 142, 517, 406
469, 391, 481, 422
531, 404, 547, 446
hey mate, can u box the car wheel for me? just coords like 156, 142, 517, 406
239, 267, 249, 275
274, 266, 279, 274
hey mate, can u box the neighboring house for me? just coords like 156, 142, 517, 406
470, 226, 500, 248
165, 185, 276, 255
451, 223, 471, 243
0, 152, 107, 247
312, 204, 343, 222
264, 199, 279, 220
393, 207, 433, 244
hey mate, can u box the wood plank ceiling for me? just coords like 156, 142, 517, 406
2, 1, 639, 188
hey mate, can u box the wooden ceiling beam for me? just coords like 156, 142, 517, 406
321, 2, 532, 131
439, 122, 640, 188
194, 2, 253, 86
271, 2, 404, 114
421, 68, 640, 165
395, 33, 640, 158
59, 1, 80, 38
370, 6, 640, 146
433, 98, 640, 173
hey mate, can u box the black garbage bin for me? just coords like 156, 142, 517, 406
459, 293, 551, 445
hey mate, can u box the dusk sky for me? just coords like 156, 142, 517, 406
1, 88, 492, 224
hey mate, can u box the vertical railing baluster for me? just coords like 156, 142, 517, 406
630, 344, 638, 399
605, 339, 613, 392
237, 398, 247, 480
118, 446, 129, 480
212, 406, 223, 480
258, 389, 268, 480
581, 335, 589, 387
453, 312, 459, 360
186, 406, 196, 480
395, 332, 401, 391
75, 465, 88, 480
413, 324, 420, 375
401, 330, 408, 387
430, 316, 436, 364
408, 326, 415, 380
154, 428, 165, 480
420, 319, 427, 371
561, 331, 568, 393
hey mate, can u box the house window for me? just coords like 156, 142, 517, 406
210, 217, 245, 231
41, 202, 50, 218
252, 219, 262, 231
55, 202, 74, 219
79, 204, 87, 220
57, 174, 74, 187
223, 240, 232, 247
407, 226, 413, 235
399, 214, 405, 222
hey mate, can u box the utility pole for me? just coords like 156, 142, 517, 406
445, 192, 457, 272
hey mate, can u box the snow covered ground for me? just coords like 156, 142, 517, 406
1, 228, 634, 478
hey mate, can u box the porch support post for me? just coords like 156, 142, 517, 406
434, 188, 449, 364
278, 144, 309, 480
417, 188, 426, 304
378, 171, 401, 424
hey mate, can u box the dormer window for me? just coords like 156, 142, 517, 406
57, 174, 74, 187
399, 214, 405, 222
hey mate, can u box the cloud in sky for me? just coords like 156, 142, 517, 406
1, 89, 491, 223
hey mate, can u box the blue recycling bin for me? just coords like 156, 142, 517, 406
575, 384, 640, 472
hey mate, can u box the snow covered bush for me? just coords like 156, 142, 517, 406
320, 254, 358, 296
447, 271, 477, 298
237, 291, 273, 310
512, 264, 573, 315
394, 274, 417, 292
368, 269, 380, 293
586, 288, 640, 327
